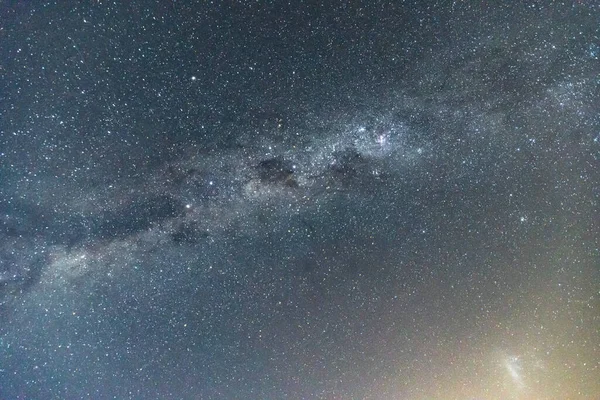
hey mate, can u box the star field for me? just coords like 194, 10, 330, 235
0, 2, 598, 399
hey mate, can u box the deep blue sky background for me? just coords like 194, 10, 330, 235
0, 1, 598, 399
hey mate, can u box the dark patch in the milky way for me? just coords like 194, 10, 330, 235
165, 165, 199, 187
171, 221, 210, 244
0, 236, 45, 308
0, 200, 52, 306
36, 195, 185, 247
0, 198, 49, 237
165, 165, 224, 201
256, 156, 297, 187
327, 146, 370, 182
94, 195, 184, 240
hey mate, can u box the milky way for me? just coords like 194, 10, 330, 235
0, 2, 598, 399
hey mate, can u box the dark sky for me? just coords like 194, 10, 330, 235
0, 1, 598, 399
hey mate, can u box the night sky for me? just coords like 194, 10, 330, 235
0, 1, 599, 399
